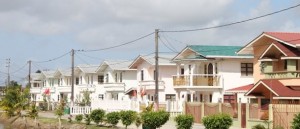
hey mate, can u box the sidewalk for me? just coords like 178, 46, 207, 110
38, 111, 242, 129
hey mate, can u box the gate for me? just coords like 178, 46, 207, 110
185, 102, 202, 123
273, 104, 300, 129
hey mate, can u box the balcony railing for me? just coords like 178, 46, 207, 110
30, 87, 41, 93
173, 74, 221, 87
41, 87, 55, 93
139, 80, 165, 90
103, 83, 125, 92
265, 71, 300, 79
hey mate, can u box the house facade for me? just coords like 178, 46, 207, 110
129, 54, 177, 103
238, 32, 300, 105
172, 45, 254, 103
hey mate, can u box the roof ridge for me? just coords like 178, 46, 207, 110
264, 31, 300, 34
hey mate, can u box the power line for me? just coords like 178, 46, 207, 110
159, 36, 178, 53
161, 3, 300, 32
75, 52, 91, 65
76, 52, 103, 61
33, 50, 71, 63
11, 62, 28, 74
81, 32, 155, 52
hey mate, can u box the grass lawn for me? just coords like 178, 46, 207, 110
38, 117, 112, 129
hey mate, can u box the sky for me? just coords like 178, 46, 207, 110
0, 0, 300, 85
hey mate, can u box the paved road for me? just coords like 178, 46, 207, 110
38, 111, 241, 129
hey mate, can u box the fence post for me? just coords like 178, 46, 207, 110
237, 103, 242, 128
269, 104, 273, 129
246, 103, 249, 129
219, 103, 222, 113
201, 102, 205, 119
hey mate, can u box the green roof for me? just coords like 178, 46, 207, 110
188, 45, 247, 57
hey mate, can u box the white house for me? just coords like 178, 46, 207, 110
94, 60, 138, 101
129, 54, 177, 103
172, 45, 254, 103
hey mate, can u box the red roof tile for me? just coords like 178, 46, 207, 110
226, 84, 254, 92
264, 32, 300, 46
272, 41, 300, 57
246, 79, 300, 97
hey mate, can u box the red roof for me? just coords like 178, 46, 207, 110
226, 84, 254, 93
246, 79, 300, 97
271, 41, 300, 57
264, 32, 300, 46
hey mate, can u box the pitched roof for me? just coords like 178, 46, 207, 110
245, 79, 300, 97
56, 69, 72, 76
41, 70, 56, 78
173, 45, 253, 61
226, 84, 254, 93
97, 60, 133, 72
264, 32, 300, 46
129, 53, 176, 69
76, 64, 98, 73
237, 32, 300, 55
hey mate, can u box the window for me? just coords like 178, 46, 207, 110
87, 76, 90, 84
75, 77, 79, 85
106, 74, 109, 83
98, 94, 104, 100
284, 60, 288, 70
91, 75, 93, 84
215, 63, 218, 74
120, 73, 123, 82
241, 63, 253, 76
165, 94, 176, 101
204, 64, 207, 74
98, 75, 104, 84
141, 70, 144, 81
60, 78, 63, 85
115, 73, 118, 82
180, 68, 184, 75
58, 79, 60, 86
188, 65, 191, 74
223, 95, 235, 103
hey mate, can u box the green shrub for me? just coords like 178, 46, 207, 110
84, 114, 91, 125
141, 110, 170, 129
292, 113, 300, 129
135, 114, 142, 128
202, 113, 233, 129
175, 114, 194, 129
106, 111, 120, 127
120, 110, 137, 129
252, 124, 266, 129
90, 109, 106, 125
75, 114, 83, 122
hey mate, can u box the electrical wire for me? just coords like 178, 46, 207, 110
81, 32, 155, 52
161, 3, 300, 32
159, 36, 178, 53
76, 52, 104, 61
33, 50, 71, 63
11, 62, 28, 74
75, 52, 91, 65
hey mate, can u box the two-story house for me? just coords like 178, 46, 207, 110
95, 60, 137, 101
172, 45, 254, 103
129, 54, 177, 103
238, 32, 300, 105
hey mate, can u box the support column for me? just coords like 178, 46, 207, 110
176, 63, 181, 76
190, 91, 194, 102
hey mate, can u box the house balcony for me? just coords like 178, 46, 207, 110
172, 74, 222, 90
57, 86, 71, 93
264, 71, 300, 79
30, 87, 41, 94
139, 80, 165, 90
103, 83, 125, 92
77, 84, 96, 92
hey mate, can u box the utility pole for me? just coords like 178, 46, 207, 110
28, 60, 32, 87
71, 49, 75, 105
154, 29, 159, 111
6, 58, 10, 87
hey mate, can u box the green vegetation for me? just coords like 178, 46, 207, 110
119, 110, 137, 129
90, 109, 106, 125
0, 81, 30, 117
75, 114, 83, 123
175, 114, 194, 129
252, 124, 266, 129
106, 111, 120, 127
202, 113, 233, 129
292, 112, 300, 129
84, 114, 91, 125
141, 110, 170, 129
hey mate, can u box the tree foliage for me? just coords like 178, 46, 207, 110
120, 110, 137, 129
90, 109, 106, 125
292, 113, 300, 129
0, 81, 30, 117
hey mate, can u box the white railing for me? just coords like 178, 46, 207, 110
139, 80, 165, 90
70, 100, 184, 116
91, 100, 140, 112
30, 87, 41, 93
103, 83, 125, 92
56, 86, 71, 93
173, 74, 221, 87
166, 101, 184, 117
70, 106, 92, 115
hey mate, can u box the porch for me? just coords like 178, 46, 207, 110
173, 74, 222, 87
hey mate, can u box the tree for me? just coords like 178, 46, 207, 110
0, 81, 30, 117
55, 100, 65, 129
90, 109, 106, 125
